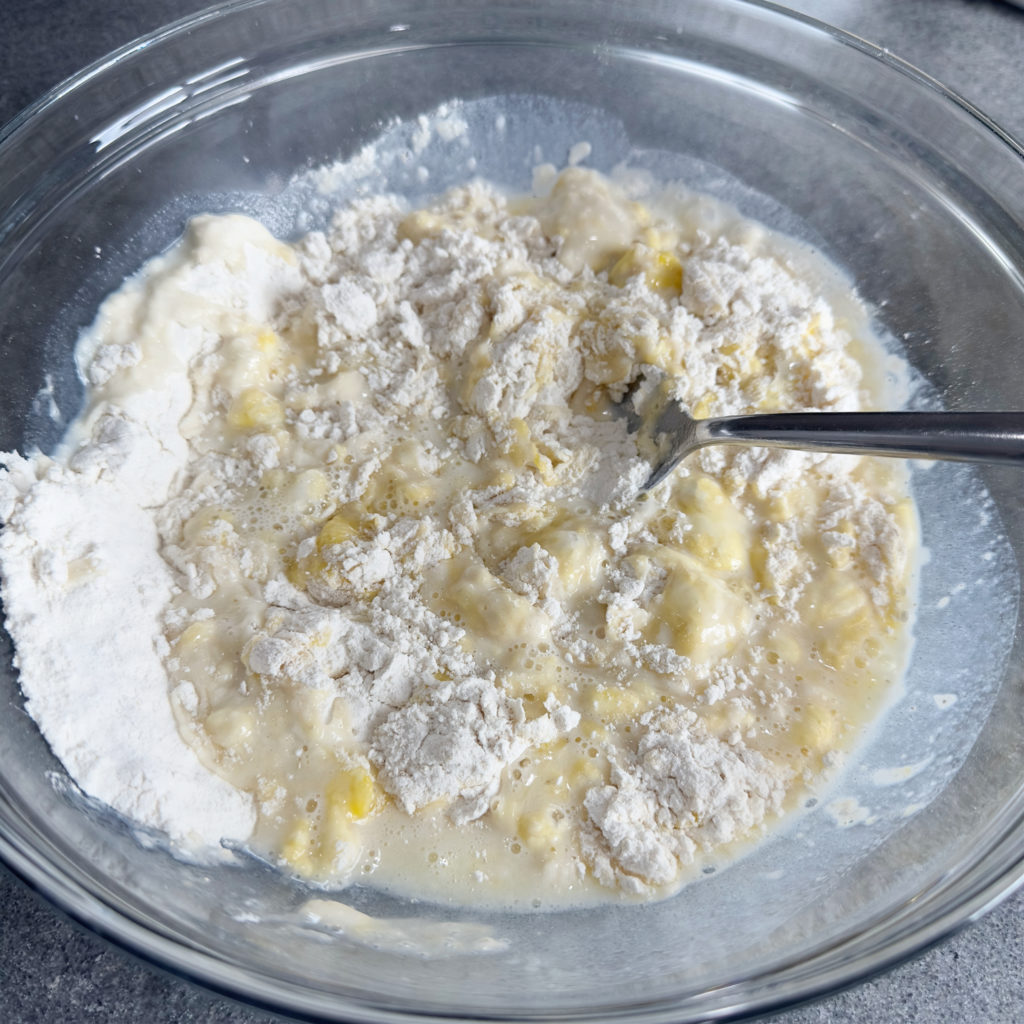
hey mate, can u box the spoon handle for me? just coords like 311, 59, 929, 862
701, 411, 1024, 464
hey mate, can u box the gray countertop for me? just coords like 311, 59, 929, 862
2, 0, 1023, 1021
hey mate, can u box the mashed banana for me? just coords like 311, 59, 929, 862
3, 167, 916, 905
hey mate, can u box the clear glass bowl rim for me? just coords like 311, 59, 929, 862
2, 0, 1024, 1021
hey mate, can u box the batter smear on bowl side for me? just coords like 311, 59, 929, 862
0, 166, 916, 904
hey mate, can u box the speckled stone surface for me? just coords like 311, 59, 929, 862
1, 1, 1023, 1021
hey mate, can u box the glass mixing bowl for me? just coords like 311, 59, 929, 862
2, 1, 1023, 1020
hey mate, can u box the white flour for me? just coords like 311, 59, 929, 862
0, 162, 913, 899
0, 214, 302, 854
0, 453, 256, 854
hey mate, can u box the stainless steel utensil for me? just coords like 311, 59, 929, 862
620, 383, 1024, 491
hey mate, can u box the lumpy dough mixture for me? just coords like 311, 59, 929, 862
0, 167, 916, 904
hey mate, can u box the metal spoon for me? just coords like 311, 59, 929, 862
617, 382, 1024, 491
